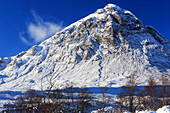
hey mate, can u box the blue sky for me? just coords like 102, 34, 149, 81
0, 0, 170, 57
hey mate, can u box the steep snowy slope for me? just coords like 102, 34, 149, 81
0, 4, 169, 93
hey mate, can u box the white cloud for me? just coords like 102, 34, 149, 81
20, 11, 63, 45
20, 34, 33, 45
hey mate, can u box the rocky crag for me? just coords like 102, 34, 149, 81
0, 4, 169, 92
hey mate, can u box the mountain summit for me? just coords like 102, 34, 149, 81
0, 4, 169, 92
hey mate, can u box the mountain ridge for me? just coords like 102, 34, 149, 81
0, 4, 169, 93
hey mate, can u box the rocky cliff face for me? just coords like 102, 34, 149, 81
0, 4, 169, 91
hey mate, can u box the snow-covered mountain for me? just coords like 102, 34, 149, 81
0, 4, 169, 93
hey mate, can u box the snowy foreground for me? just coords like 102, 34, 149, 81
91, 106, 170, 113
135, 106, 170, 113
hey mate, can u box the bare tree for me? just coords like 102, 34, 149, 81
120, 72, 140, 113
145, 76, 158, 110
160, 73, 170, 106
98, 87, 109, 112
116, 92, 126, 113
77, 88, 93, 113
40, 71, 56, 113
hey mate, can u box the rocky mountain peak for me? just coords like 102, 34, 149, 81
0, 4, 169, 92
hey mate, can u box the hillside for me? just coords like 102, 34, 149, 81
0, 4, 169, 108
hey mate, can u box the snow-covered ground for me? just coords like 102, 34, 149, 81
91, 106, 170, 113
137, 106, 170, 113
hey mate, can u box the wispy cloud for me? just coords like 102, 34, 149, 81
20, 11, 63, 45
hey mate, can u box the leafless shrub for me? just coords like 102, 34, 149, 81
117, 72, 141, 113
